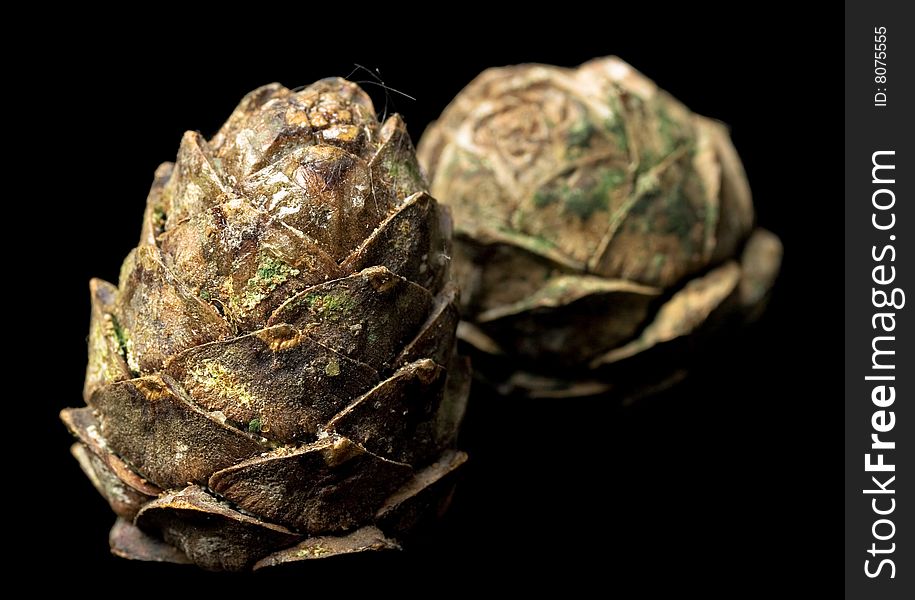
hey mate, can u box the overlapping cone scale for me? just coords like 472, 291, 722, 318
63, 78, 468, 571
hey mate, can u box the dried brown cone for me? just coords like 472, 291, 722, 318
418, 57, 783, 399
61, 78, 469, 571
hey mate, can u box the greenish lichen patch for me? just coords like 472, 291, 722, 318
110, 316, 130, 359
566, 118, 595, 148
241, 254, 300, 310
151, 206, 167, 235
533, 188, 557, 209
531, 168, 626, 221
109, 315, 139, 376
662, 185, 695, 238
304, 291, 356, 321
563, 187, 593, 219
625, 177, 695, 239
563, 168, 626, 220
566, 169, 626, 219
255, 256, 297, 285
385, 155, 423, 189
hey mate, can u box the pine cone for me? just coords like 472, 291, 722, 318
62, 78, 468, 571
418, 57, 783, 398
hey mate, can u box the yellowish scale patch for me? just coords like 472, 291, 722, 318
325, 359, 341, 377
189, 360, 258, 409
296, 544, 330, 558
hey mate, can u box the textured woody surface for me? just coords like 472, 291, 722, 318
63, 79, 468, 571
419, 57, 783, 397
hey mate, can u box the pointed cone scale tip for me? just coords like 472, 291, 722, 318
376, 450, 468, 537
61, 407, 161, 497
109, 518, 192, 565
591, 261, 741, 367
739, 228, 783, 311
324, 359, 447, 465
434, 355, 472, 450
71, 443, 152, 520
394, 283, 459, 368
84, 278, 130, 401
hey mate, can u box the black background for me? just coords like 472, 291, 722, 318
29, 10, 840, 593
